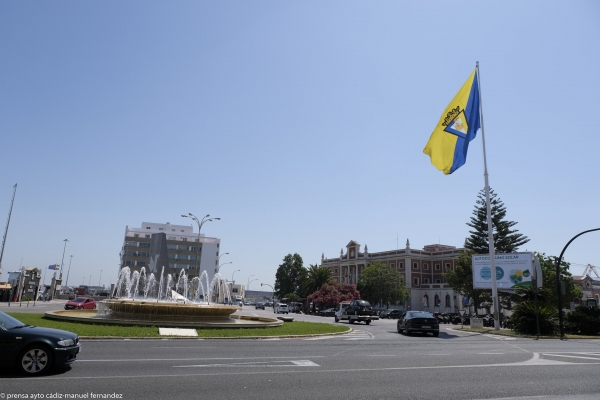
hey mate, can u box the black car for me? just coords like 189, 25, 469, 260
318, 308, 336, 317
345, 300, 374, 316
397, 311, 440, 337
255, 302, 265, 310
0, 311, 81, 375
380, 309, 402, 319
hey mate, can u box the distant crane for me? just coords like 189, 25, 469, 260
582, 264, 599, 278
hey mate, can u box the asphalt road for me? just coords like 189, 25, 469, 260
2, 303, 600, 400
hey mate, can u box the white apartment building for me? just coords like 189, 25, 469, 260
120, 221, 221, 282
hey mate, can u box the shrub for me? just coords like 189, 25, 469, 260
511, 303, 558, 335
567, 306, 600, 335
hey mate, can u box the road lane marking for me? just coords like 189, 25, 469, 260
77, 356, 325, 362
7, 353, 588, 381
478, 353, 505, 355
542, 353, 600, 361
173, 360, 320, 368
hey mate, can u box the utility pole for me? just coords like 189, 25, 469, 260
0, 183, 17, 282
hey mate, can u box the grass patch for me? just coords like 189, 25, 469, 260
454, 327, 599, 339
195, 321, 348, 338
6, 313, 349, 338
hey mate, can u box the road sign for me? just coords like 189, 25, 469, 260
459, 309, 466, 317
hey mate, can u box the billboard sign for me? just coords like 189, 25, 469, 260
472, 253, 542, 290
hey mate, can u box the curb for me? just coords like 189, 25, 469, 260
77, 328, 353, 340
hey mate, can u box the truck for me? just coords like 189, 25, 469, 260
334, 300, 379, 325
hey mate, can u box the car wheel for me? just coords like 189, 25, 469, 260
366, 320, 371, 325
433, 331, 439, 337
397, 323, 403, 334
406, 329, 412, 336
93, 306, 96, 310
18, 345, 53, 375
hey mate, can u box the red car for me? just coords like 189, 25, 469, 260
64, 297, 96, 310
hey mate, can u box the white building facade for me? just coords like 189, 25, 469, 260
120, 222, 221, 282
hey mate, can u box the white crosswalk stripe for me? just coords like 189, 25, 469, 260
483, 333, 516, 341
304, 329, 373, 341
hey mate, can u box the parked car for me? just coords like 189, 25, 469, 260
397, 311, 440, 337
381, 309, 402, 319
318, 308, 336, 317
0, 310, 81, 375
255, 302, 265, 310
64, 297, 97, 310
274, 303, 289, 314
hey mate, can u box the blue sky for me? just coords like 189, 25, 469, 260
1, 1, 599, 289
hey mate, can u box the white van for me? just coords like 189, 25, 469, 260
274, 303, 289, 314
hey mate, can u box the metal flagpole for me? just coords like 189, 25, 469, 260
476, 61, 500, 330
0, 183, 18, 282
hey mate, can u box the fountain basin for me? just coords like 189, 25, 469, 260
103, 299, 239, 321
45, 309, 283, 328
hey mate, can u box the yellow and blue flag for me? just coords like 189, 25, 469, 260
423, 69, 481, 175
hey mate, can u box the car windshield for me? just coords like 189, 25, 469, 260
356, 301, 371, 306
72, 298, 87, 302
0, 311, 28, 330
407, 312, 434, 318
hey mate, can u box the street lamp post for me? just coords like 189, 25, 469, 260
99, 270, 103, 287
65, 255, 73, 289
231, 269, 240, 284
55, 239, 68, 296
181, 213, 220, 276
216, 262, 232, 303
248, 278, 257, 291
217, 253, 230, 274
261, 283, 274, 309
555, 228, 600, 338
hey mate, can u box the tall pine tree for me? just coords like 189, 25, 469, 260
465, 188, 529, 254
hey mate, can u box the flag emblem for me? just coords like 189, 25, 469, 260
423, 68, 481, 175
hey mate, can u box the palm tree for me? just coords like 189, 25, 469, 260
301, 264, 333, 298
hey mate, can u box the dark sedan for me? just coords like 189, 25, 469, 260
318, 308, 336, 317
0, 311, 81, 375
380, 309, 402, 319
397, 311, 440, 337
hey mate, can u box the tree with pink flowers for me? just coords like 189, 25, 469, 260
307, 281, 360, 310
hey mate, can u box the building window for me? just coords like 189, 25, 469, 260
195, 238, 199, 242
445, 294, 451, 307
413, 263, 418, 269
445, 263, 451, 269
424, 278, 430, 284
183, 238, 187, 242
413, 278, 419, 286
390, 263, 395, 268
145, 235, 150, 238
172, 229, 175, 232
435, 279, 441, 283
334, 268, 338, 274
399, 262, 403, 269
435, 264, 440, 270
146, 227, 151, 229
181, 230, 184, 232
159, 228, 164, 231
168, 236, 176, 240
424, 263, 428, 270
134, 234, 139, 237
